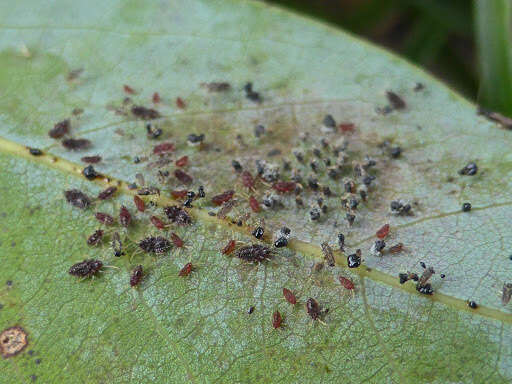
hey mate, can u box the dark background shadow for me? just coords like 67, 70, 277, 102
267, 0, 476, 99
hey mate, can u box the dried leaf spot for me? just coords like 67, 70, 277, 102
1, 326, 28, 359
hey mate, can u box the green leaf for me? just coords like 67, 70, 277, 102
0, 1, 511, 383
475, 0, 512, 116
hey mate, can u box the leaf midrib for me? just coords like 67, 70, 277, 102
1, 134, 511, 324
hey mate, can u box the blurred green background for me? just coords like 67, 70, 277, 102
267, 0, 512, 117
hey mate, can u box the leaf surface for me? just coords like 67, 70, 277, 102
0, 1, 511, 383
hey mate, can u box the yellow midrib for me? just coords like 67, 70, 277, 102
1, 135, 511, 324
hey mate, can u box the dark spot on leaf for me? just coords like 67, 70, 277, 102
153, 142, 175, 155
202, 81, 231, 92
174, 169, 193, 185
62, 138, 91, 151
81, 156, 101, 164
131, 105, 160, 120
386, 91, 406, 110
49, 119, 70, 138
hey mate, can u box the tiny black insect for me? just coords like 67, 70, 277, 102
294, 151, 304, 163
362, 175, 375, 186
310, 208, 321, 221
458, 162, 478, 176
468, 300, 478, 309
198, 186, 205, 198
186, 190, 196, 199
112, 232, 124, 257
370, 240, 386, 256
347, 250, 361, 268
414, 83, 424, 91
323, 114, 336, 129
235, 244, 273, 263
416, 265, 436, 295
243, 82, 261, 103
82, 165, 98, 180
248, 306, 255, 314
146, 123, 162, 139
28, 147, 43, 156
322, 186, 332, 197
338, 233, 345, 250
390, 201, 400, 211
359, 188, 368, 201
254, 125, 265, 137
462, 203, 472, 212
307, 177, 319, 190
348, 198, 359, 210
187, 133, 205, 145
69, 259, 103, 278
327, 168, 339, 179
274, 237, 288, 248
390, 200, 412, 215
232, 160, 242, 172
390, 147, 402, 158
252, 226, 265, 239
416, 283, 433, 295
280, 227, 291, 236
345, 213, 356, 226
399, 272, 419, 284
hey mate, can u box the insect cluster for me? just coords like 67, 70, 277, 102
58, 80, 502, 335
